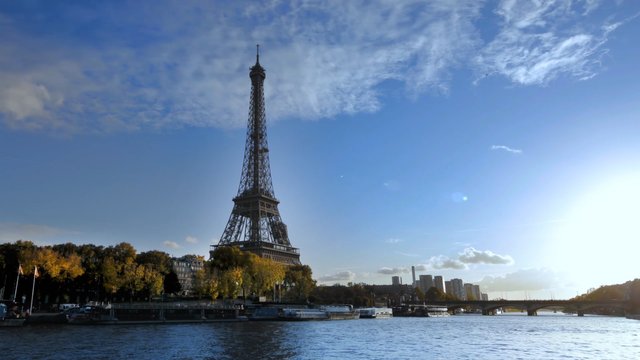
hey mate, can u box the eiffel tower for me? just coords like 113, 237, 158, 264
211, 46, 301, 265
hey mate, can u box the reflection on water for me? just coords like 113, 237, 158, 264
3, 314, 640, 360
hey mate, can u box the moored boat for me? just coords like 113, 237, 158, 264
0, 303, 26, 327
280, 308, 329, 320
359, 307, 393, 319
322, 305, 360, 320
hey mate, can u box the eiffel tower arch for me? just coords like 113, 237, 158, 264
211, 46, 301, 265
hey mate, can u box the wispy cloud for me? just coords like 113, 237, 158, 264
427, 255, 467, 270
414, 264, 428, 271
163, 240, 180, 249
459, 247, 514, 265
395, 251, 421, 258
185, 236, 198, 244
491, 145, 522, 154
385, 238, 403, 244
377, 267, 410, 275
317, 271, 356, 283
0, 1, 633, 134
383, 180, 400, 191
0, 222, 76, 243
426, 247, 514, 269
475, 0, 623, 85
477, 268, 560, 292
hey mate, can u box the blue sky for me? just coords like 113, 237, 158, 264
1, 0, 640, 299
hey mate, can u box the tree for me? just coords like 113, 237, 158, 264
245, 254, 285, 299
218, 267, 243, 300
163, 271, 182, 295
425, 287, 449, 301
211, 246, 247, 271
284, 265, 316, 302
140, 265, 163, 298
136, 251, 172, 275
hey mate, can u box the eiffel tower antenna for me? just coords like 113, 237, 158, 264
211, 47, 301, 265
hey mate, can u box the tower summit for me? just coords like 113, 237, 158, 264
211, 46, 301, 265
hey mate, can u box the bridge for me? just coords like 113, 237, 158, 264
407, 300, 632, 316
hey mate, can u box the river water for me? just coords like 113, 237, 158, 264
3, 313, 639, 359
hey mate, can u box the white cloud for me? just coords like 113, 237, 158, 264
317, 271, 356, 283
477, 268, 560, 292
491, 145, 522, 154
395, 251, 421, 258
0, 222, 75, 243
427, 255, 467, 270
163, 240, 180, 249
475, 0, 620, 85
377, 267, 410, 275
0, 1, 632, 134
425, 247, 514, 269
383, 180, 400, 191
0, 1, 481, 133
385, 238, 403, 244
458, 247, 514, 265
413, 264, 428, 271
185, 236, 198, 244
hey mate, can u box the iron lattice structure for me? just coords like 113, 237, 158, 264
212, 48, 301, 265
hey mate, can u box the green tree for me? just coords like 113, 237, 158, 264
136, 250, 173, 275
284, 265, 316, 302
218, 267, 243, 300
163, 271, 182, 295
211, 246, 247, 271
245, 254, 286, 299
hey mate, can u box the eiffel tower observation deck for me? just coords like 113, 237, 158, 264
211, 46, 301, 265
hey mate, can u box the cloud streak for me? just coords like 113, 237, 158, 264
163, 241, 180, 249
377, 267, 410, 275
491, 145, 522, 154
425, 247, 514, 269
317, 271, 356, 283
475, 0, 623, 85
0, 1, 634, 134
477, 268, 560, 292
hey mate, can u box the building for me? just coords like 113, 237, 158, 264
464, 283, 482, 300
434, 275, 446, 293
419, 275, 433, 293
392, 276, 402, 286
445, 280, 452, 295
411, 266, 416, 288
172, 255, 205, 295
481, 293, 489, 301
450, 278, 466, 300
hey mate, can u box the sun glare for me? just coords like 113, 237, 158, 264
555, 173, 640, 287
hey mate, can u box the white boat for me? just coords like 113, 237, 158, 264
321, 305, 360, 320
359, 307, 393, 319
426, 306, 450, 317
279, 305, 360, 321
280, 308, 328, 320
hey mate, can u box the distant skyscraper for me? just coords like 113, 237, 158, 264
451, 278, 466, 300
419, 275, 434, 293
464, 283, 482, 300
392, 276, 402, 286
445, 280, 452, 294
411, 266, 416, 288
464, 283, 474, 300
472, 284, 482, 300
481, 293, 489, 301
434, 275, 445, 293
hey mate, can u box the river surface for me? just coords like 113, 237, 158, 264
3, 313, 639, 359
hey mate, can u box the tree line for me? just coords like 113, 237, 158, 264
0, 241, 316, 309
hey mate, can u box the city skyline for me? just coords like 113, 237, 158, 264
2, 1, 640, 299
